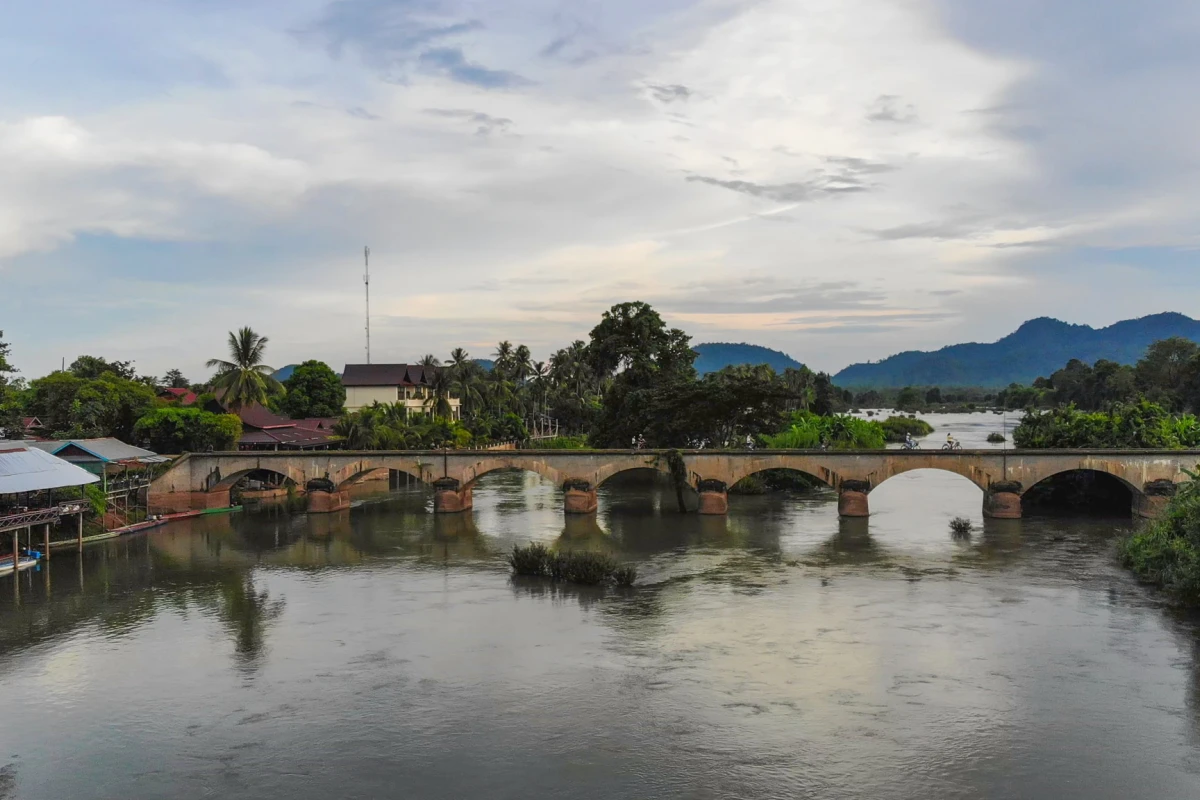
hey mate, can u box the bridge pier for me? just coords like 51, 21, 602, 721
983, 481, 1023, 519
1135, 481, 1176, 519
308, 489, 350, 513
838, 481, 871, 517
563, 481, 598, 514
433, 478, 473, 514
148, 487, 231, 514
697, 480, 729, 515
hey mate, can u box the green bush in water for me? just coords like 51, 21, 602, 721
986, 432, 1006, 443
949, 517, 972, 537
508, 543, 552, 576
879, 416, 935, 443
1120, 471, 1200, 604
508, 544, 636, 587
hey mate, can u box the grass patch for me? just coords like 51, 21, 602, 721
508, 544, 637, 587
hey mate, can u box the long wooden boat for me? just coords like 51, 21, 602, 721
0, 556, 39, 577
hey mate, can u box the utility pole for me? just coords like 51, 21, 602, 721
364, 246, 371, 364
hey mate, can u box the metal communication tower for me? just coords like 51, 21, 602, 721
364, 245, 371, 363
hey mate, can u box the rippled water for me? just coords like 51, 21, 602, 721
2, 414, 1199, 799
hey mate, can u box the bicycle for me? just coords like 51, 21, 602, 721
902, 440, 920, 450
941, 441, 962, 451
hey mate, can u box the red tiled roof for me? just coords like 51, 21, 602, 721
159, 387, 198, 405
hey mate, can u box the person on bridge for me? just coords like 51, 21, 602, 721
946, 433, 958, 448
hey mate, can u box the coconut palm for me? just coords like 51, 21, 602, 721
420, 353, 441, 369
206, 327, 280, 410
423, 367, 455, 419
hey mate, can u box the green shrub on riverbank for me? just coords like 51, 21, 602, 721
1120, 472, 1200, 604
761, 412, 886, 450
879, 416, 935, 442
507, 544, 637, 586
1012, 401, 1200, 449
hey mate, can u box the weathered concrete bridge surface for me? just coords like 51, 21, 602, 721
148, 449, 1200, 519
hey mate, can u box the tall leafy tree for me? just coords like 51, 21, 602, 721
0, 331, 21, 438
281, 360, 345, 418
163, 369, 190, 389
206, 327, 280, 410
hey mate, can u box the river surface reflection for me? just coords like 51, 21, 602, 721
2, 414, 1200, 799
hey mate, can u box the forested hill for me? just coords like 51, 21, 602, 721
834, 312, 1200, 388
693, 343, 805, 375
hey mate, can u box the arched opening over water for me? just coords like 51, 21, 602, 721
869, 468, 986, 529
728, 468, 832, 497
598, 468, 690, 515
1022, 469, 1136, 516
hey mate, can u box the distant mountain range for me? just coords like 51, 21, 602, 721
692, 343, 805, 375
833, 312, 1200, 388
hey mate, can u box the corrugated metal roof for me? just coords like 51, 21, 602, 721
0, 443, 101, 494
30, 438, 168, 464
342, 363, 435, 387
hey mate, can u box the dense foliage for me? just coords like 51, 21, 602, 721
280, 360, 345, 418
997, 338, 1200, 413
26, 371, 157, 441
1012, 402, 1200, 449
1120, 472, 1200, 604
879, 416, 935, 442
0, 331, 20, 438
760, 412, 886, 450
133, 407, 243, 453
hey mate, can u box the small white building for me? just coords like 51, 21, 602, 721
342, 364, 461, 420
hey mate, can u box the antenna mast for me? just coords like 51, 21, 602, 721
364, 245, 371, 364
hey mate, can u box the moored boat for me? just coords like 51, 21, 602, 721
0, 555, 39, 577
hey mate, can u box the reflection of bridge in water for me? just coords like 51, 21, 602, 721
147, 449, 1200, 519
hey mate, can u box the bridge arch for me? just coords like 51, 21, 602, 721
459, 456, 568, 490
718, 454, 846, 492
211, 465, 306, 491
872, 462, 990, 493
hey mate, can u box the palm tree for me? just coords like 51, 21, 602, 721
493, 341, 514, 380
206, 327, 280, 410
423, 367, 454, 420
515, 344, 532, 383
420, 353, 441, 369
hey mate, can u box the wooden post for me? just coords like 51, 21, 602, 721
77, 512, 84, 552
43, 523, 50, 560
11, 530, 17, 568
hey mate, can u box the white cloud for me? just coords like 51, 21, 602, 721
2, 0, 1196, 378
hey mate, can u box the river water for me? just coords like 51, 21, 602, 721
2, 413, 1199, 799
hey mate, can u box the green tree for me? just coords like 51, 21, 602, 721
1136, 337, 1200, 410
0, 331, 21, 438
206, 327, 280, 410
68, 373, 157, 441
163, 368, 189, 389
133, 407, 242, 452
586, 302, 696, 447
70, 355, 139, 381
895, 386, 922, 411
280, 360, 345, 418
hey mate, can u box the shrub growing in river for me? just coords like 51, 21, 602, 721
949, 517, 973, 537
986, 432, 1006, 443
879, 416, 935, 443
1119, 471, 1200, 604
508, 544, 637, 587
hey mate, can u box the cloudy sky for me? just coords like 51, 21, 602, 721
4, 0, 1199, 381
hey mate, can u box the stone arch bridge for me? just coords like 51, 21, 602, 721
147, 449, 1200, 519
